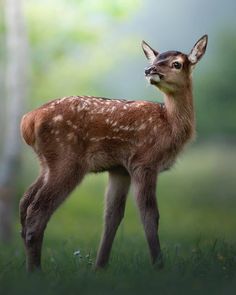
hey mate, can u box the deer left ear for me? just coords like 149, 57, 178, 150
141, 40, 159, 64
188, 35, 208, 65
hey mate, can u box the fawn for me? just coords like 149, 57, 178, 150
20, 35, 208, 271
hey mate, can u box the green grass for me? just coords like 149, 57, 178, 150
1, 142, 236, 294
1, 239, 236, 295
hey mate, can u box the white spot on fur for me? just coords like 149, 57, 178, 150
136, 102, 145, 106
138, 123, 146, 130
53, 115, 63, 122
44, 170, 49, 183
59, 97, 67, 103
120, 126, 130, 131
70, 105, 76, 112
66, 120, 72, 126
90, 137, 99, 142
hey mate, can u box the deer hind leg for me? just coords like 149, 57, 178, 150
131, 168, 163, 268
19, 155, 48, 239
95, 170, 130, 269
23, 160, 85, 272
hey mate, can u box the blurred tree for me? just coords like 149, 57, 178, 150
0, 0, 28, 242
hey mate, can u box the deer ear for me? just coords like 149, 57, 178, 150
141, 40, 159, 63
188, 35, 208, 65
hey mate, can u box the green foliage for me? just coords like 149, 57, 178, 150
24, 0, 140, 106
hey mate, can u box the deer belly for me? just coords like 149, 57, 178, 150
86, 151, 119, 173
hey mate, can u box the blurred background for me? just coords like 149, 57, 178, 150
0, 0, 235, 267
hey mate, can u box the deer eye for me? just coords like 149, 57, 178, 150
172, 61, 182, 69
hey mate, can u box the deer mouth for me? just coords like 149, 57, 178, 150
147, 73, 164, 85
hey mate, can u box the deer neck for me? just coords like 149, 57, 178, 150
163, 81, 195, 142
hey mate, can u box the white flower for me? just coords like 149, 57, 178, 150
73, 250, 81, 256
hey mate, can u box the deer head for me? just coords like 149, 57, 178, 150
142, 35, 208, 94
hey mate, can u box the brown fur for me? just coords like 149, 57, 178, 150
20, 35, 207, 271
20, 113, 36, 146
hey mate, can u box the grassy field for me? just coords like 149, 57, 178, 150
0, 142, 236, 294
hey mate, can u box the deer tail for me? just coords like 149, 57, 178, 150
20, 112, 36, 147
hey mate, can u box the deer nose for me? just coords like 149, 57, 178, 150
145, 66, 156, 76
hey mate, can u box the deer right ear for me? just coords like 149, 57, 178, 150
141, 40, 159, 64
188, 35, 208, 65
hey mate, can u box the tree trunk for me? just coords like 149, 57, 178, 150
0, 0, 28, 242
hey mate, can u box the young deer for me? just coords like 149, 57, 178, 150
20, 35, 208, 272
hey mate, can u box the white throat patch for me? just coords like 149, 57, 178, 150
147, 74, 161, 84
